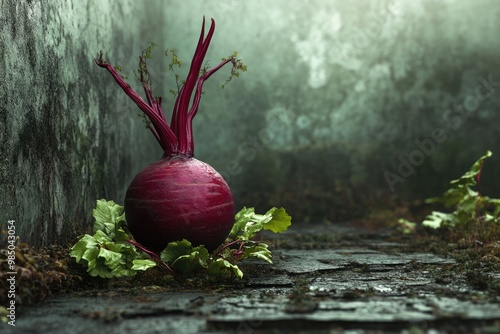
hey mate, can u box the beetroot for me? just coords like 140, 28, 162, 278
125, 156, 235, 252
95, 18, 244, 252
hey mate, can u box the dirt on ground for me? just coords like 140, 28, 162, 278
1, 217, 500, 333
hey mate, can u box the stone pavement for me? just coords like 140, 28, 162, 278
5, 224, 500, 333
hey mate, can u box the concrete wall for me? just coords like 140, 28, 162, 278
2, 0, 500, 247
0, 0, 164, 247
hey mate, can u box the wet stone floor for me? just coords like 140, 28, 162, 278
8, 224, 500, 333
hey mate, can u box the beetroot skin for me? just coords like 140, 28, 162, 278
95, 18, 244, 253
125, 156, 235, 252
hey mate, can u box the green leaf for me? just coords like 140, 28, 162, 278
422, 211, 458, 229
92, 199, 129, 241
399, 151, 500, 236
131, 259, 157, 271
208, 258, 243, 279
484, 213, 499, 223
93, 229, 112, 243
170, 246, 210, 274
241, 242, 272, 263
450, 150, 492, 187
396, 219, 417, 234
229, 207, 257, 239
160, 239, 194, 265
262, 207, 292, 233
71, 199, 293, 280
159, 241, 210, 274
192, 246, 210, 267
70, 200, 158, 278
229, 207, 292, 241
114, 226, 131, 242
484, 197, 500, 217
87, 258, 114, 278
426, 151, 492, 207
82, 247, 100, 264
70, 234, 98, 262
98, 247, 123, 269
80, 242, 138, 278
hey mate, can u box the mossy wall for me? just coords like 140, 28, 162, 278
2, 0, 500, 247
0, 0, 164, 247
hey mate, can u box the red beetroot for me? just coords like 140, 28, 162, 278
95, 18, 242, 252
125, 156, 235, 252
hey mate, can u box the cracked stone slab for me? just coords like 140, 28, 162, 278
272, 249, 455, 274
208, 294, 500, 331
9, 292, 217, 334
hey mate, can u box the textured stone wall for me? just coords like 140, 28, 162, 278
0, 0, 164, 247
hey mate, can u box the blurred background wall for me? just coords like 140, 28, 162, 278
1, 0, 500, 247
170, 0, 500, 222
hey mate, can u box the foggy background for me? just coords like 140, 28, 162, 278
160, 0, 500, 221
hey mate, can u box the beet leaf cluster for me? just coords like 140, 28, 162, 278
70, 200, 291, 279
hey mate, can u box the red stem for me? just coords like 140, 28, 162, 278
187, 57, 236, 152
127, 239, 177, 277
212, 239, 244, 258
174, 17, 216, 155
170, 86, 183, 138
95, 54, 177, 154
96, 17, 236, 158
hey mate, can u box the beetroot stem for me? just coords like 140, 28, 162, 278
96, 17, 239, 157
170, 86, 183, 137
127, 239, 177, 277
186, 57, 237, 152
174, 17, 216, 155
138, 55, 167, 124
212, 239, 243, 258
141, 72, 165, 149
95, 52, 178, 154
